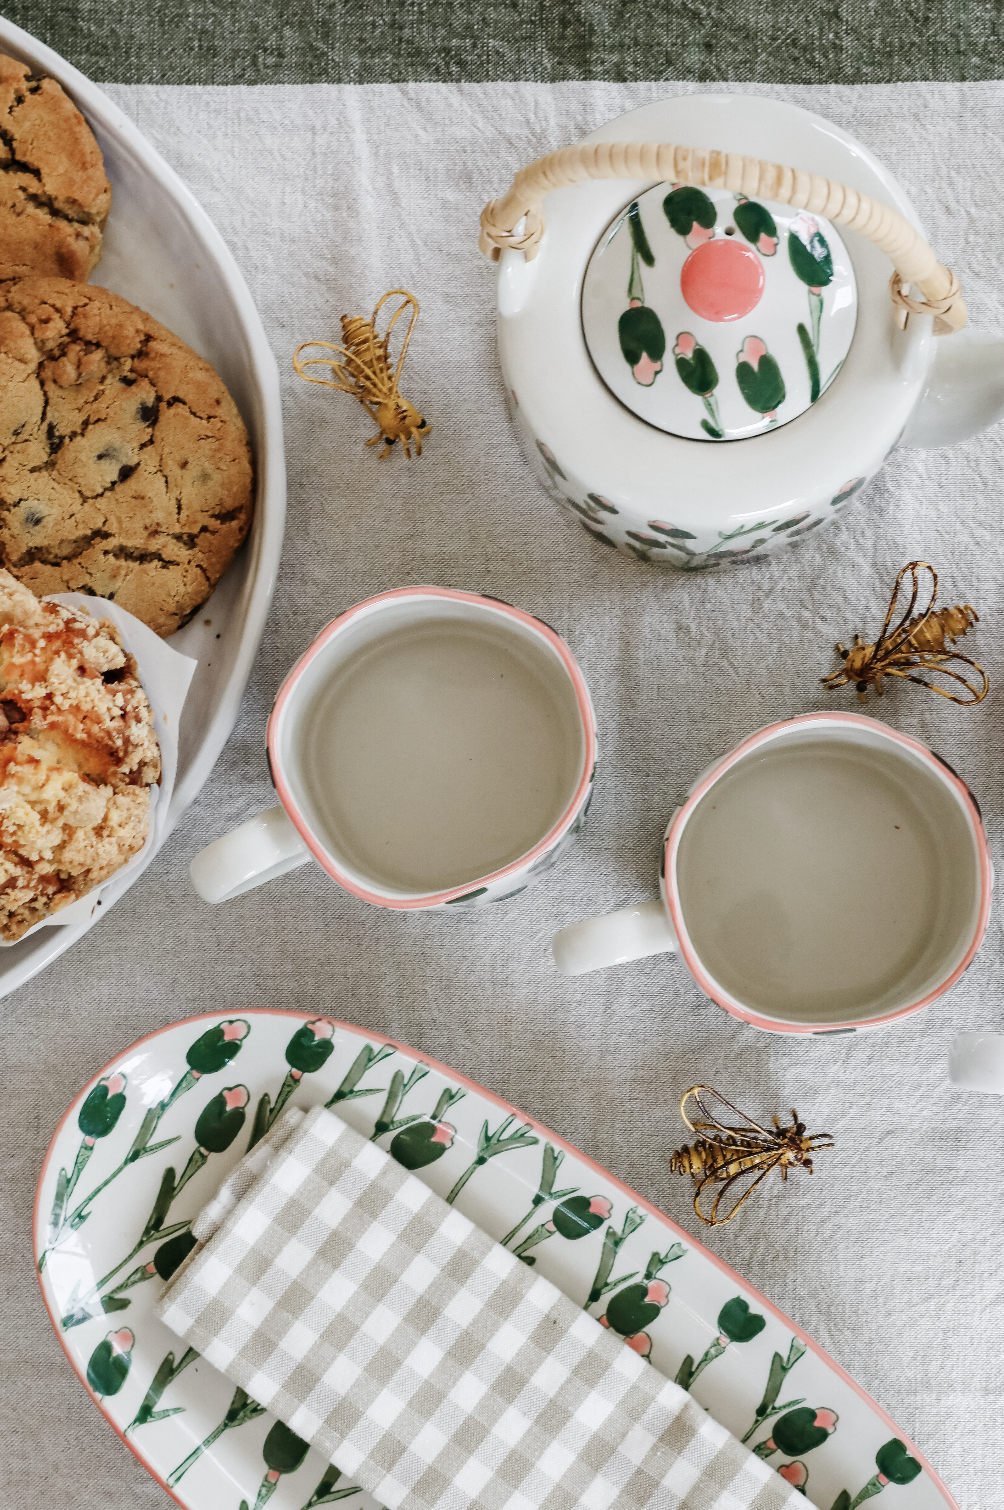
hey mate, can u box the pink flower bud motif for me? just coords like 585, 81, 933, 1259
545, 1221, 556, 1233
645, 1280, 670, 1308
764, 1438, 776, 1451
632, 354, 661, 386
308, 1018, 336, 1040
877, 1475, 889, 1487
629, 298, 641, 308
758, 234, 777, 256
430, 1121, 455, 1147
223, 1085, 250, 1111
779, 1462, 808, 1489
291, 1069, 302, 1081
588, 1196, 613, 1219
84, 1136, 95, 1147
105, 1074, 126, 1097
626, 1333, 652, 1357
222, 1020, 250, 1042
266, 1470, 281, 1484
110, 1328, 134, 1356
813, 1409, 838, 1433
686, 222, 714, 251
738, 335, 767, 371
145, 1261, 156, 1275
717, 1334, 730, 1347
674, 331, 696, 360
599, 1315, 611, 1328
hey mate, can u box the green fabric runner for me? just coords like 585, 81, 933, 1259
7, 0, 1003, 85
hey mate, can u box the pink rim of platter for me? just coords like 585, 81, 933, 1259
663, 712, 992, 1036
35, 1010, 955, 1510
267, 588, 599, 908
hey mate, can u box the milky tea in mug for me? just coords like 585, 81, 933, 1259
553, 715, 988, 1033
675, 736, 979, 1022
191, 589, 596, 908
297, 615, 585, 893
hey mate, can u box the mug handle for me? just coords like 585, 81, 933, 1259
189, 806, 311, 903
552, 900, 676, 975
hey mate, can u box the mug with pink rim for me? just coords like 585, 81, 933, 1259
553, 711, 991, 1034
190, 587, 597, 910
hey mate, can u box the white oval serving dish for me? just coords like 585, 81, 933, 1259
35, 1011, 955, 1510
0, 19, 286, 997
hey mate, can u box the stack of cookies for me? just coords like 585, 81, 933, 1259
0, 53, 254, 928
0, 52, 254, 637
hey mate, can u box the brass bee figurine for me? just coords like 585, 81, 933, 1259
293, 289, 431, 459
671, 1086, 834, 1226
821, 560, 987, 704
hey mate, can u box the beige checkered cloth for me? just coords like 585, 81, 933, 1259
156, 1106, 809, 1510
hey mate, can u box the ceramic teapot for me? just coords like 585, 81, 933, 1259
480, 95, 999, 571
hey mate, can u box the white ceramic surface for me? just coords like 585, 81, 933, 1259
0, 20, 286, 995
581, 184, 857, 440
497, 93, 934, 567
35, 1011, 955, 1510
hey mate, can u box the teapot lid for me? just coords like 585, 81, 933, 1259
581, 183, 857, 441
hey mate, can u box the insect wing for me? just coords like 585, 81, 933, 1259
695, 1153, 783, 1225
681, 1086, 778, 1147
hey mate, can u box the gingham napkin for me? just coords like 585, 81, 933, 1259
156, 1105, 809, 1510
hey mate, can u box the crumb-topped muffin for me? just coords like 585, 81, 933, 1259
0, 277, 254, 635
0, 570, 160, 940
0, 53, 111, 282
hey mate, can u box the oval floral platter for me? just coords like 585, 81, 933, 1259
35, 1012, 954, 1510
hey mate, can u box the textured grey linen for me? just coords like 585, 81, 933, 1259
3, 82, 1004, 1510
158, 1106, 804, 1510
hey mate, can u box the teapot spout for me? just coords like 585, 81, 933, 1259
901, 330, 1004, 448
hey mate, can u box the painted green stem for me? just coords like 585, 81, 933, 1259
301, 1466, 365, 1507
741, 1337, 808, 1442
584, 1205, 645, 1308
847, 1479, 887, 1509
501, 1143, 577, 1247
797, 321, 821, 402
809, 289, 823, 353
45, 1072, 195, 1256
126, 1346, 199, 1433
325, 1043, 396, 1108
167, 1386, 265, 1488
92, 1144, 207, 1294
701, 394, 724, 439
248, 1068, 300, 1151
675, 1337, 727, 1392
371, 1065, 430, 1139
445, 1115, 539, 1204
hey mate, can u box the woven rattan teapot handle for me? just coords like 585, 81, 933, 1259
479, 141, 965, 335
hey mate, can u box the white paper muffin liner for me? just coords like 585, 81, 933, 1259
0, 594, 197, 943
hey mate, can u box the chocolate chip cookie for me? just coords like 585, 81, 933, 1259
0, 277, 254, 636
0, 53, 111, 282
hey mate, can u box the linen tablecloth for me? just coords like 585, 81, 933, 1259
6, 80, 1004, 1509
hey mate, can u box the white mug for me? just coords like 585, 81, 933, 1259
190, 587, 597, 909
553, 712, 991, 1035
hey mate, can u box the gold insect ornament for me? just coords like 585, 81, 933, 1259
671, 1086, 834, 1226
821, 560, 987, 704
293, 289, 431, 459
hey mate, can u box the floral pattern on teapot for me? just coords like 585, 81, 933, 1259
523, 420, 870, 571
